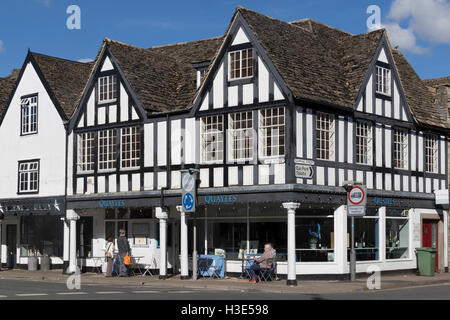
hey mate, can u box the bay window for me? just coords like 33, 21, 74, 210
201, 115, 224, 163
316, 112, 335, 161
77, 132, 95, 173
99, 129, 117, 171
259, 107, 285, 158
393, 129, 408, 170
228, 111, 253, 161
425, 134, 438, 173
121, 126, 141, 168
356, 121, 373, 165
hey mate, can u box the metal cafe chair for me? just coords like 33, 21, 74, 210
210, 255, 224, 279
259, 257, 277, 282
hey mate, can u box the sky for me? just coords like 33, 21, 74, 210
0, 0, 449, 80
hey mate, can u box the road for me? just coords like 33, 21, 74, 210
0, 279, 449, 300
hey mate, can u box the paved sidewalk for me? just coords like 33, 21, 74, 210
1, 269, 449, 294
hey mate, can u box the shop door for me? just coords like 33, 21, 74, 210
6, 225, 17, 268
77, 217, 93, 258
422, 220, 438, 272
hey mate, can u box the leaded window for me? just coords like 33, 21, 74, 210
425, 134, 438, 173
356, 121, 373, 165
229, 111, 253, 161
18, 160, 39, 193
20, 95, 38, 135
201, 115, 224, 163
98, 75, 117, 103
121, 126, 140, 168
259, 107, 285, 158
376, 66, 391, 96
393, 129, 408, 169
77, 132, 95, 172
316, 112, 335, 161
229, 48, 253, 80
98, 129, 117, 171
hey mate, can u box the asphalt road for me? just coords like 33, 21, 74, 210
0, 279, 449, 300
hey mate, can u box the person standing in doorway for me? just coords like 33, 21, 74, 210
117, 229, 131, 277
104, 237, 115, 277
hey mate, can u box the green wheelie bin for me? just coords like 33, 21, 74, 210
416, 247, 436, 276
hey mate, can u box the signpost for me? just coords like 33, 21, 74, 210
345, 183, 366, 282
181, 169, 199, 280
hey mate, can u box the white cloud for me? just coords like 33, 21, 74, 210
0, 40, 4, 53
78, 58, 94, 63
381, 23, 428, 54
379, 0, 450, 54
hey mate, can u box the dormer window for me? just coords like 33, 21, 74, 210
376, 66, 391, 96
98, 75, 117, 103
229, 48, 253, 81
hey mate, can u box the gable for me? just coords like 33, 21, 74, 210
71, 48, 146, 131
354, 37, 414, 123
193, 12, 291, 114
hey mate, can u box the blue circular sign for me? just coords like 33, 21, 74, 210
182, 193, 194, 211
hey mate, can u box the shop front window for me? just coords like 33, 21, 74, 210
386, 209, 409, 259
347, 208, 380, 261
20, 216, 63, 257
296, 210, 334, 262
193, 204, 288, 261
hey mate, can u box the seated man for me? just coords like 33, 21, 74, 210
248, 243, 276, 283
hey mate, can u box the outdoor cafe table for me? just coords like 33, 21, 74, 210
240, 254, 260, 279
91, 256, 105, 274
197, 254, 225, 278
130, 256, 145, 276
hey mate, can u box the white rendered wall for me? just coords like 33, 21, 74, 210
0, 61, 66, 198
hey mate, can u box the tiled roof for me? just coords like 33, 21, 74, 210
238, 7, 449, 129
105, 37, 223, 114
0, 69, 19, 118
30, 52, 93, 119
423, 76, 450, 87
391, 50, 450, 129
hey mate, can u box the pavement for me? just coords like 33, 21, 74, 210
1, 268, 450, 295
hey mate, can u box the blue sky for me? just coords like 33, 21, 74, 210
0, 0, 449, 79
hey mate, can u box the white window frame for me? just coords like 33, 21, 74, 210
376, 66, 391, 96
393, 129, 409, 170
228, 111, 253, 162
316, 112, 335, 161
356, 121, 373, 165
20, 95, 38, 135
77, 132, 95, 173
98, 75, 118, 104
258, 107, 285, 159
228, 48, 254, 81
18, 160, 39, 194
120, 126, 141, 169
98, 129, 117, 171
201, 115, 224, 164
425, 134, 438, 173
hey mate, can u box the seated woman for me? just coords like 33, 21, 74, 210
248, 243, 276, 283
